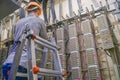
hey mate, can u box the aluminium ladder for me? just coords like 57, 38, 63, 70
8, 29, 65, 80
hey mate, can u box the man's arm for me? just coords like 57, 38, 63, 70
39, 21, 48, 39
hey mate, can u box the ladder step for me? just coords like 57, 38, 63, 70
39, 68, 62, 75
16, 72, 62, 77
35, 47, 45, 52
35, 35, 58, 49
16, 68, 62, 77
38, 72, 62, 77
35, 40, 55, 50
16, 72, 27, 77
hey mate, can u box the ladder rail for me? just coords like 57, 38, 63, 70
8, 32, 63, 80
27, 37, 38, 80
8, 36, 26, 80
29, 35, 63, 80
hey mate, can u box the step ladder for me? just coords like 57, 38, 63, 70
8, 29, 66, 80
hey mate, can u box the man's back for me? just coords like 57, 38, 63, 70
14, 13, 47, 42
3, 13, 47, 68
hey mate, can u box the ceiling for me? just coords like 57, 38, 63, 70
0, 0, 19, 20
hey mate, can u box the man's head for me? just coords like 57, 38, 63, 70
26, 2, 42, 16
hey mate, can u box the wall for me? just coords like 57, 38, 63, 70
0, 0, 120, 80
47, 0, 117, 23
50, 0, 120, 80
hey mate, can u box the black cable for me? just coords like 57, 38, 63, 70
19, 8, 25, 19
42, 0, 48, 24
50, 0, 56, 23
62, 22, 73, 80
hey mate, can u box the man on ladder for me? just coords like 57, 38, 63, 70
2, 1, 47, 80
